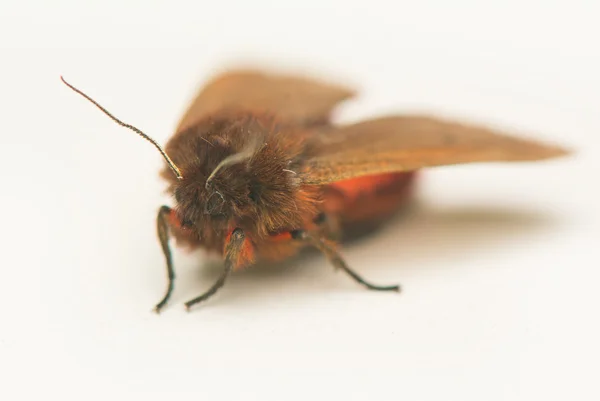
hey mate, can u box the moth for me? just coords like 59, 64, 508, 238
61, 69, 569, 312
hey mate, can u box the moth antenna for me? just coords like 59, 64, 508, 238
60, 76, 183, 180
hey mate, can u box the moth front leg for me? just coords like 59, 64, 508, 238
184, 228, 249, 312
154, 205, 177, 313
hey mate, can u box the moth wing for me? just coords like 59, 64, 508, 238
302, 115, 570, 185
176, 69, 355, 132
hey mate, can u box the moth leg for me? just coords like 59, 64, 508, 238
292, 230, 401, 292
184, 228, 246, 311
154, 205, 176, 313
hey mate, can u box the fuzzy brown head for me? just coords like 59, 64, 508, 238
161, 112, 320, 252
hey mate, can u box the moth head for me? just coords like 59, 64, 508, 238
166, 115, 313, 239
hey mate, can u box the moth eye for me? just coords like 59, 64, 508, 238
313, 213, 327, 224
248, 183, 260, 203
248, 190, 259, 203
174, 189, 184, 203
180, 218, 194, 228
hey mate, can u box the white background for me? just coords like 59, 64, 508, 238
1, 1, 598, 400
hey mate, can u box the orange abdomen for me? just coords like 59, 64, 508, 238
321, 171, 417, 231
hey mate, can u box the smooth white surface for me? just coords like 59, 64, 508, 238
1, 1, 598, 400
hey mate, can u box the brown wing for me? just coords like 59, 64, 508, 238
176, 69, 355, 132
302, 115, 570, 185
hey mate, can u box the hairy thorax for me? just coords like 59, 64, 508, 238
160, 112, 321, 258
